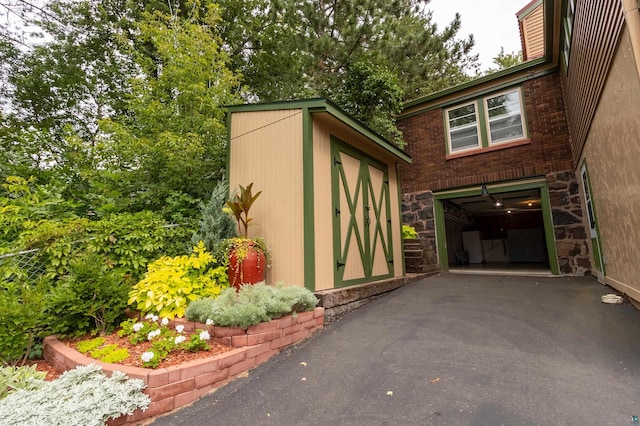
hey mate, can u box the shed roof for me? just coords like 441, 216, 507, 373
226, 98, 411, 164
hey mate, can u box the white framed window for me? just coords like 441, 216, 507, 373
484, 89, 526, 145
445, 102, 481, 153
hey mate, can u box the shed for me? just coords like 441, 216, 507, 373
226, 99, 411, 292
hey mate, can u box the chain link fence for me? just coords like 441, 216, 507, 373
0, 249, 45, 281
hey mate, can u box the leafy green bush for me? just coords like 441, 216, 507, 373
402, 224, 418, 240
0, 365, 46, 400
46, 253, 130, 337
128, 242, 229, 318
89, 345, 130, 364
76, 337, 106, 354
185, 282, 318, 329
0, 278, 49, 366
0, 364, 150, 426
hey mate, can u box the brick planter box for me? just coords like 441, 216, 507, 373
43, 307, 324, 425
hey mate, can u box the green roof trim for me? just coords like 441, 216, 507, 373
400, 0, 555, 116
226, 98, 412, 164
517, 0, 543, 20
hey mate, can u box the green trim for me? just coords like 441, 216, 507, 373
401, 0, 555, 116
302, 107, 316, 291
225, 111, 232, 184
580, 161, 606, 276
396, 164, 406, 275
540, 185, 560, 275
400, 68, 557, 119
477, 100, 489, 148
226, 98, 411, 164
433, 178, 560, 275
331, 137, 394, 288
433, 199, 448, 270
402, 58, 548, 114
517, 0, 543, 19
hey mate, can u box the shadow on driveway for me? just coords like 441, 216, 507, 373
152, 273, 640, 425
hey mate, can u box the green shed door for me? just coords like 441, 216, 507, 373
331, 139, 394, 287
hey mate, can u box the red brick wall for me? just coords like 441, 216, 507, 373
398, 73, 574, 192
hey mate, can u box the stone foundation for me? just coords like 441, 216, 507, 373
401, 191, 439, 272
547, 170, 592, 275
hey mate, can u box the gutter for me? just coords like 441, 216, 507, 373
622, 0, 640, 79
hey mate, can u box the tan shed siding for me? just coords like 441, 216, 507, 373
312, 119, 334, 291
562, 0, 625, 165
578, 27, 640, 301
313, 115, 405, 290
522, 3, 545, 60
229, 110, 305, 287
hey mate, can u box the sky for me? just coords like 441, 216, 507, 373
428, 0, 525, 71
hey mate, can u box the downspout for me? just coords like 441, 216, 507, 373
622, 0, 640, 78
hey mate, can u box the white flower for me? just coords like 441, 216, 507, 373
132, 322, 144, 332
145, 313, 154, 320
205, 319, 214, 326
147, 329, 161, 341
175, 325, 184, 333
199, 330, 210, 341
141, 351, 154, 363
174, 335, 186, 345
161, 318, 169, 326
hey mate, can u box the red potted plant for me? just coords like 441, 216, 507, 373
224, 183, 269, 290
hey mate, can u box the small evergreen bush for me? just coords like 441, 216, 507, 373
185, 282, 318, 329
191, 180, 237, 257
0, 364, 150, 426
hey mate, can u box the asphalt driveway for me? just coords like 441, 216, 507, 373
152, 273, 640, 425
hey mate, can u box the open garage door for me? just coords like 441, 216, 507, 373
434, 181, 559, 275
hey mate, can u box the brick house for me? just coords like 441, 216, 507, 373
398, 0, 640, 302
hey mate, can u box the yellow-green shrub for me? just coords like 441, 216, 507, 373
128, 242, 228, 318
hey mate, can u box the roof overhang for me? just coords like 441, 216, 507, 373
226, 98, 412, 164
399, 0, 561, 119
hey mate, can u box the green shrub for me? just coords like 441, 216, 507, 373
0, 364, 150, 426
46, 253, 130, 337
0, 278, 49, 366
402, 224, 418, 240
185, 282, 318, 329
0, 365, 46, 400
89, 345, 130, 364
128, 242, 229, 318
76, 337, 106, 354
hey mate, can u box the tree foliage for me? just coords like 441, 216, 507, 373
1, 0, 478, 216
485, 47, 524, 74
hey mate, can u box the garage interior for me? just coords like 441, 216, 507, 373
443, 187, 552, 274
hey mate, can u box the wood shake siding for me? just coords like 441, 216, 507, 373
561, 0, 625, 164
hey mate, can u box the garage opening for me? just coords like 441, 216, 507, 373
442, 187, 553, 275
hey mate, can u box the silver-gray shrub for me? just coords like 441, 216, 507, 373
0, 364, 150, 426
186, 282, 318, 329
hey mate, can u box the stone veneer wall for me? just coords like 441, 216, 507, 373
402, 173, 592, 276
547, 170, 592, 275
401, 190, 439, 272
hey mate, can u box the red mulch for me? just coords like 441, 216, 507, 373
28, 331, 233, 382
